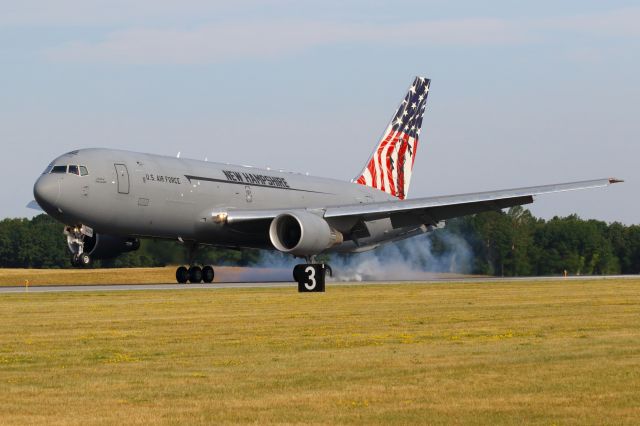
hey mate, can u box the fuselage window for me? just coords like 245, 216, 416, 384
79, 166, 89, 176
68, 165, 79, 175
51, 165, 67, 174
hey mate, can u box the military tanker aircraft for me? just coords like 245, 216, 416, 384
31, 77, 621, 287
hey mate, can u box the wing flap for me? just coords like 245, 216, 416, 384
387, 195, 534, 228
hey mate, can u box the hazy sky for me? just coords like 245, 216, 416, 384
1, 1, 637, 223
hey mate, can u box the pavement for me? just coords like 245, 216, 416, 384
0, 275, 637, 294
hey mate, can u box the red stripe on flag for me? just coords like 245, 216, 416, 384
385, 133, 404, 197
366, 157, 376, 186
376, 129, 397, 192
395, 133, 411, 200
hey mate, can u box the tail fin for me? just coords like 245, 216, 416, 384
354, 76, 430, 200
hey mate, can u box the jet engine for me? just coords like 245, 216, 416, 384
269, 211, 343, 256
72, 233, 140, 260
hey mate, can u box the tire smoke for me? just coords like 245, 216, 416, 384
254, 229, 473, 282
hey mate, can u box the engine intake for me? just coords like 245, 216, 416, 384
269, 211, 343, 256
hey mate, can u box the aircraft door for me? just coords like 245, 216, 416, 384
114, 164, 130, 194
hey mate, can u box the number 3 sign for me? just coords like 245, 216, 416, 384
293, 264, 327, 292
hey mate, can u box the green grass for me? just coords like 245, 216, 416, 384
0, 267, 176, 286
1, 279, 639, 424
0, 266, 287, 286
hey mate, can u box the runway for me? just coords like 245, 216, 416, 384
0, 275, 637, 293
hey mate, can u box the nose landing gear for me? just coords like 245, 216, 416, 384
65, 225, 93, 267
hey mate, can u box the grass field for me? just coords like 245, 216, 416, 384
1, 279, 639, 424
0, 267, 176, 286
0, 267, 292, 286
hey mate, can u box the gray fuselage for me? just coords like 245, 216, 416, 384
34, 148, 403, 252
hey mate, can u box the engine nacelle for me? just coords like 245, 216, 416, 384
269, 211, 343, 256
77, 234, 140, 260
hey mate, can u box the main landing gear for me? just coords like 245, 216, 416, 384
175, 265, 215, 284
175, 242, 215, 283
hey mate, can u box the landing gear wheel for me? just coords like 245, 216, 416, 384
176, 266, 189, 284
71, 253, 91, 267
188, 266, 203, 284
79, 253, 91, 266
202, 265, 215, 283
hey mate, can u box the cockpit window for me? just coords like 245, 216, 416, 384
49, 164, 87, 175
42, 164, 54, 175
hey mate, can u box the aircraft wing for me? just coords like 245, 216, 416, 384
323, 178, 619, 225
224, 178, 620, 231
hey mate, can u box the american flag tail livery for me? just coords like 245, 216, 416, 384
354, 76, 430, 200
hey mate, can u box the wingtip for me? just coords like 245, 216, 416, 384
608, 178, 624, 184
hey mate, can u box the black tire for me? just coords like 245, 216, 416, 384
80, 253, 91, 266
202, 265, 214, 283
188, 266, 203, 284
71, 254, 80, 267
176, 266, 189, 284
325, 264, 333, 277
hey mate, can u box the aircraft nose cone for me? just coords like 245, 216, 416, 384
33, 175, 60, 213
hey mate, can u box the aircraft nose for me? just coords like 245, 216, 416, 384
33, 175, 60, 213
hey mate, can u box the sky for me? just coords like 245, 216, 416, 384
0, 0, 638, 223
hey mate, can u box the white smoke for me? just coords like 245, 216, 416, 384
252, 229, 473, 282
329, 231, 472, 281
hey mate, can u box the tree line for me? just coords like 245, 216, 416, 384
434, 206, 640, 276
1, 209, 639, 276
